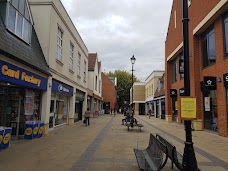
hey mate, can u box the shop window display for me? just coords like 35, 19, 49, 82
0, 87, 41, 138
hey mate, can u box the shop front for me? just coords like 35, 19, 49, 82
49, 80, 73, 128
201, 76, 218, 132
0, 60, 47, 139
75, 90, 85, 121
170, 89, 178, 122
161, 98, 165, 119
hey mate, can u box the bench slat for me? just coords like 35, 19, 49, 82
134, 134, 168, 171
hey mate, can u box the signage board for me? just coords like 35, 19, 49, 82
223, 73, 228, 88
179, 88, 185, 96
203, 76, 216, 90
0, 60, 47, 90
181, 97, 196, 119
170, 89, 177, 97
52, 80, 73, 96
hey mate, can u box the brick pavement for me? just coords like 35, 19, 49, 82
0, 114, 228, 171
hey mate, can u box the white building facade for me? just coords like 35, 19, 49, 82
145, 71, 164, 115
29, 0, 88, 132
87, 53, 103, 116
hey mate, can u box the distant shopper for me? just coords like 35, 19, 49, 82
114, 108, 116, 116
110, 108, 113, 116
148, 109, 152, 119
84, 108, 91, 126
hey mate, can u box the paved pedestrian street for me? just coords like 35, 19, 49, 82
1, 115, 228, 171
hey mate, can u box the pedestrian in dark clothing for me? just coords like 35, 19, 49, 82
84, 108, 90, 126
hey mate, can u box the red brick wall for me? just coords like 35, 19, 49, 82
101, 72, 117, 110
165, 0, 228, 137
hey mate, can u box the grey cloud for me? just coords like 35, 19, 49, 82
61, 0, 172, 81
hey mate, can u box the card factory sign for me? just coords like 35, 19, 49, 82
0, 60, 47, 90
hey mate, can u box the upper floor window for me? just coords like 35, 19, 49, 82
99, 80, 101, 93
202, 25, 216, 68
172, 58, 178, 83
78, 52, 81, 76
95, 76, 98, 91
57, 27, 63, 61
224, 13, 228, 58
7, 0, 31, 43
83, 60, 86, 81
180, 53, 184, 80
69, 43, 74, 70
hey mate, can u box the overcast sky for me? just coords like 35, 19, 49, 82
61, 0, 173, 81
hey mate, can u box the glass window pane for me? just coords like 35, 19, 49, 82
202, 38, 208, 67
8, 5, 16, 32
19, 0, 25, 15
23, 19, 30, 43
208, 32, 216, 64
16, 13, 23, 37
24, 3, 29, 20
225, 17, 228, 55
11, 0, 19, 9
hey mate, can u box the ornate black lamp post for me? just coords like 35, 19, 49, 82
182, 0, 198, 170
130, 55, 136, 114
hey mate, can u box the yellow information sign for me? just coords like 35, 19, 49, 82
181, 97, 196, 119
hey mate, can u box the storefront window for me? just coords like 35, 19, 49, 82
203, 90, 218, 132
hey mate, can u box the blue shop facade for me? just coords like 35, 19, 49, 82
0, 60, 49, 140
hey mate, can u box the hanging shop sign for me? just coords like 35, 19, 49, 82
0, 60, 47, 90
170, 89, 177, 97
223, 73, 228, 88
52, 80, 73, 96
203, 76, 216, 90
179, 88, 185, 96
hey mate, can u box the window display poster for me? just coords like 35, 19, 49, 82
24, 90, 34, 115
205, 97, 210, 111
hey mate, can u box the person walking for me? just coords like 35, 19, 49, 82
114, 108, 116, 116
148, 109, 152, 119
84, 108, 90, 126
110, 108, 113, 116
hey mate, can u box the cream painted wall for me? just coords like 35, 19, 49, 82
88, 72, 94, 91
145, 71, 164, 102
29, 0, 89, 130
29, 5, 51, 64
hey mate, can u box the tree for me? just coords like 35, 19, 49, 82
106, 70, 139, 109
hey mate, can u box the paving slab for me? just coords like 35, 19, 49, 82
0, 114, 228, 171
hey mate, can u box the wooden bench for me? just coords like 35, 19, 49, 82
133, 133, 168, 171
156, 134, 200, 171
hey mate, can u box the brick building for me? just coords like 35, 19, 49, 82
101, 72, 117, 114
165, 0, 228, 137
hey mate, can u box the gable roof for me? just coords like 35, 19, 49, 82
88, 53, 97, 71
0, 17, 50, 75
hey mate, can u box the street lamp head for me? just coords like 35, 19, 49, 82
130, 55, 136, 65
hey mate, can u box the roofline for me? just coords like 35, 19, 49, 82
145, 70, 165, 81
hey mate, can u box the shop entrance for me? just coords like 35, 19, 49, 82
0, 88, 23, 140
50, 93, 69, 128
172, 97, 178, 122
203, 90, 218, 132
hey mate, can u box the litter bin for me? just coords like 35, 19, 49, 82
38, 122, 44, 138
24, 121, 38, 139
2, 127, 12, 150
